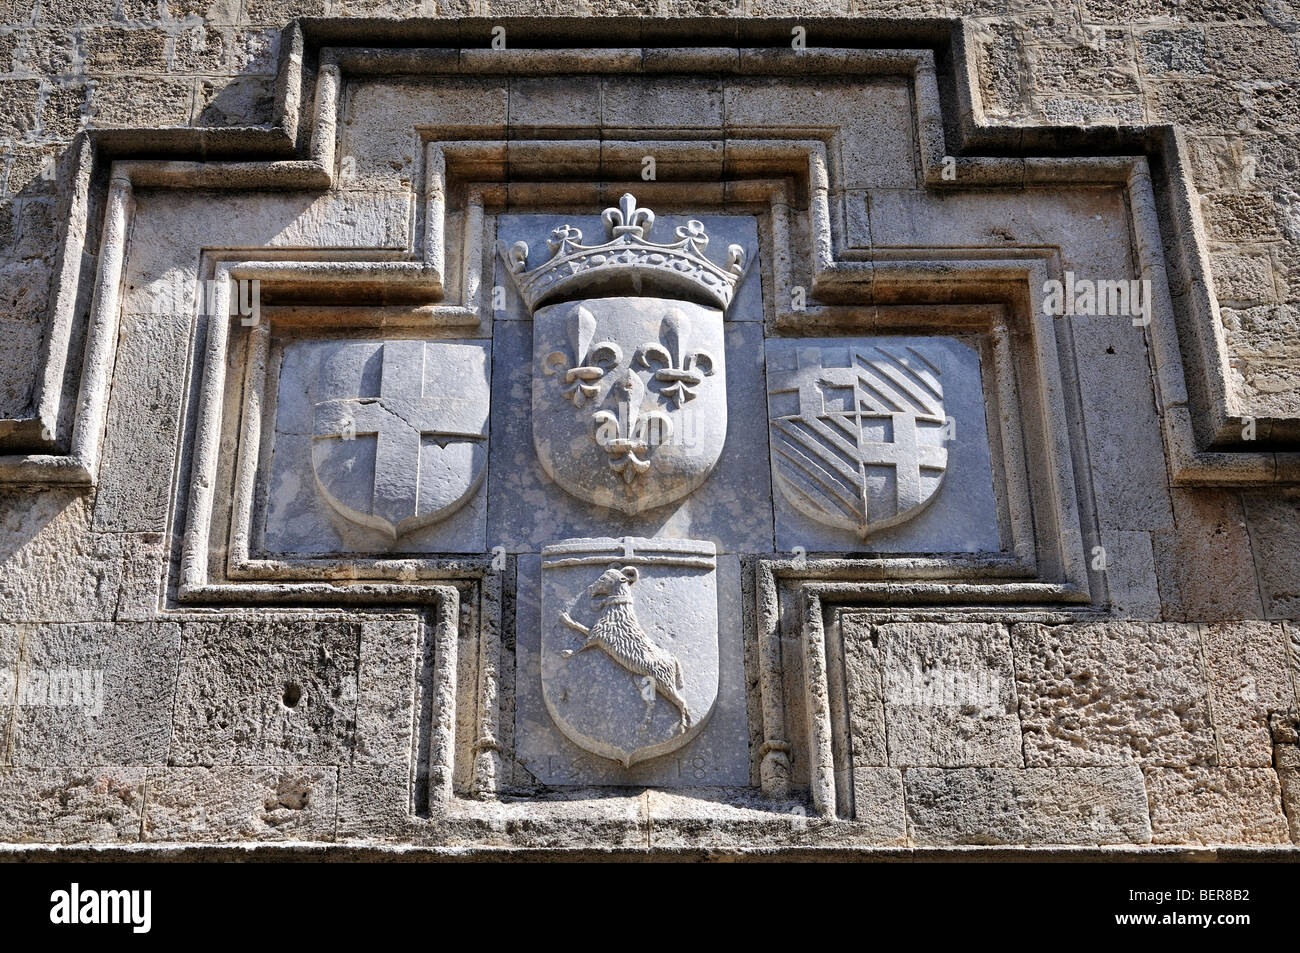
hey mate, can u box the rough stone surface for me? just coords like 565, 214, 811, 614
903, 767, 1152, 845
143, 767, 338, 842
170, 620, 361, 767
1243, 489, 1300, 620
1200, 622, 1298, 766
10, 622, 181, 766
841, 619, 1021, 768
1012, 622, 1217, 767
0, 768, 147, 843
1143, 767, 1291, 845
840, 767, 907, 841
1152, 491, 1265, 623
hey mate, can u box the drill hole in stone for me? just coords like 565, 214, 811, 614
282, 683, 302, 708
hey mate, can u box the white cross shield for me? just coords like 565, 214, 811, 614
311, 340, 489, 540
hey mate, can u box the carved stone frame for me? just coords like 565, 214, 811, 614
14, 26, 1285, 838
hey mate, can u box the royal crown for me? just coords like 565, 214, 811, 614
498, 194, 748, 313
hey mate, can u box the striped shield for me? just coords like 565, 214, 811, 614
766, 340, 948, 537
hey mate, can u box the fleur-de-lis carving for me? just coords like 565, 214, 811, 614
725, 243, 746, 276
592, 368, 673, 483
542, 304, 623, 407
547, 224, 583, 254
638, 309, 716, 408
603, 193, 655, 239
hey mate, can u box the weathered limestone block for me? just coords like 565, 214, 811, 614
903, 766, 1152, 845
602, 76, 724, 130
142, 767, 338, 842
0, 624, 16, 762
1200, 621, 1297, 766
0, 492, 146, 623
88, 76, 194, 127
353, 616, 421, 766
840, 614, 886, 767
1070, 313, 1174, 532
1144, 767, 1290, 845
1242, 489, 1300, 620
91, 310, 191, 535
0, 768, 146, 843
1098, 529, 1162, 619
1012, 622, 1217, 766
11, 621, 181, 766
642, 788, 859, 850
335, 763, 410, 843
722, 77, 917, 189
170, 619, 362, 767
1152, 490, 1265, 622
1278, 745, 1300, 844
842, 618, 1021, 768
340, 77, 507, 191
840, 766, 907, 842
883, 622, 1021, 767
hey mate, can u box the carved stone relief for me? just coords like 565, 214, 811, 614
504, 195, 739, 515
539, 537, 719, 768
765, 336, 1002, 554
531, 297, 727, 514
515, 539, 749, 787
261, 338, 491, 554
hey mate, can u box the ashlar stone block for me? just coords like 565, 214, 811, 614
1012, 622, 1217, 767
170, 619, 361, 767
903, 766, 1152, 845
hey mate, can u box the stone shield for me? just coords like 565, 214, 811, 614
310, 339, 489, 540
532, 296, 727, 515
540, 537, 719, 768
766, 339, 948, 537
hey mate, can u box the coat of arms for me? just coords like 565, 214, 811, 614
540, 537, 719, 767
310, 339, 489, 540
500, 194, 745, 514
765, 340, 949, 536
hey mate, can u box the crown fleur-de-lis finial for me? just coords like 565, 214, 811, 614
603, 193, 654, 239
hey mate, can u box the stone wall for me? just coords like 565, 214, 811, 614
0, 7, 1297, 857
1, 3, 1297, 419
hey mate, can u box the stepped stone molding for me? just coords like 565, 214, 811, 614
0, 20, 1294, 490
2, 19, 1296, 855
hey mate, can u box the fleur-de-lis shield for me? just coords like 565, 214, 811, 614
532, 296, 727, 514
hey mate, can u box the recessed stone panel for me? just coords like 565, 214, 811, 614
260, 338, 491, 555
765, 336, 1001, 554
515, 550, 749, 787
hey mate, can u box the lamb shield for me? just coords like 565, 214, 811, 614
540, 536, 719, 767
